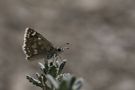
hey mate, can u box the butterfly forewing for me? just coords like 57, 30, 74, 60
23, 28, 54, 60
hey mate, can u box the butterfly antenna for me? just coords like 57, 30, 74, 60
62, 43, 70, 50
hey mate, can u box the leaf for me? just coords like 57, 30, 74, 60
39, 62, 48, 74
46, 74, 59, 89
35, 73, 42, 81
69, 76, 76, 90
58, 80, 68, 90
73, 78, 83, 90
26, 75, 42, 87
49, 65, 58, 78
58, 60, 67, 74
38, 62, 45, 70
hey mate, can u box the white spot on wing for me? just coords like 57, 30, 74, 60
34, 49, 38, 54
38, 37, 41, 40
31, 32, 36, 36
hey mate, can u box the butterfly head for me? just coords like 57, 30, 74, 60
56, 47, 64, 53
58, 43, 70, 51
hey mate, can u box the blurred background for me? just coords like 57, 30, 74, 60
1, 0, 135, 90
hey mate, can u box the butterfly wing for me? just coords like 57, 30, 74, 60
22, 28, 54, 60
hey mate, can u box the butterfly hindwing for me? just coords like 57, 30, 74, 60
23, 28, 54, 60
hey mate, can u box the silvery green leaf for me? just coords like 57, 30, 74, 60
58, 80, 68, 90
73, 78, 83, 90
35, 73, 42, 81
38, 62, 45, 70
56, 60, 60, 67
46, 74, 59, 89
26, 75, 42, 87
49, 65, 57, 77
35, 73, 40, 78
62, 73, 73, 81
58, 59, 67, 74
69, 76, 76, 90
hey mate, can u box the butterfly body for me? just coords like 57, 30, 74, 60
22, 28, 63, 61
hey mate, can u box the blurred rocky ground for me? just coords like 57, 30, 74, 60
1, 0, 135, 90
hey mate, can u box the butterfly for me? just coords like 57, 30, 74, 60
22, 28, 69, 61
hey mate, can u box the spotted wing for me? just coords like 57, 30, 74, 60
22, 28, 54, 60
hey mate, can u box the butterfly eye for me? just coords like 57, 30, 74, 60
57, 48, 63, 52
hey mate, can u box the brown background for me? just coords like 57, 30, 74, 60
1, 0, 135, 90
